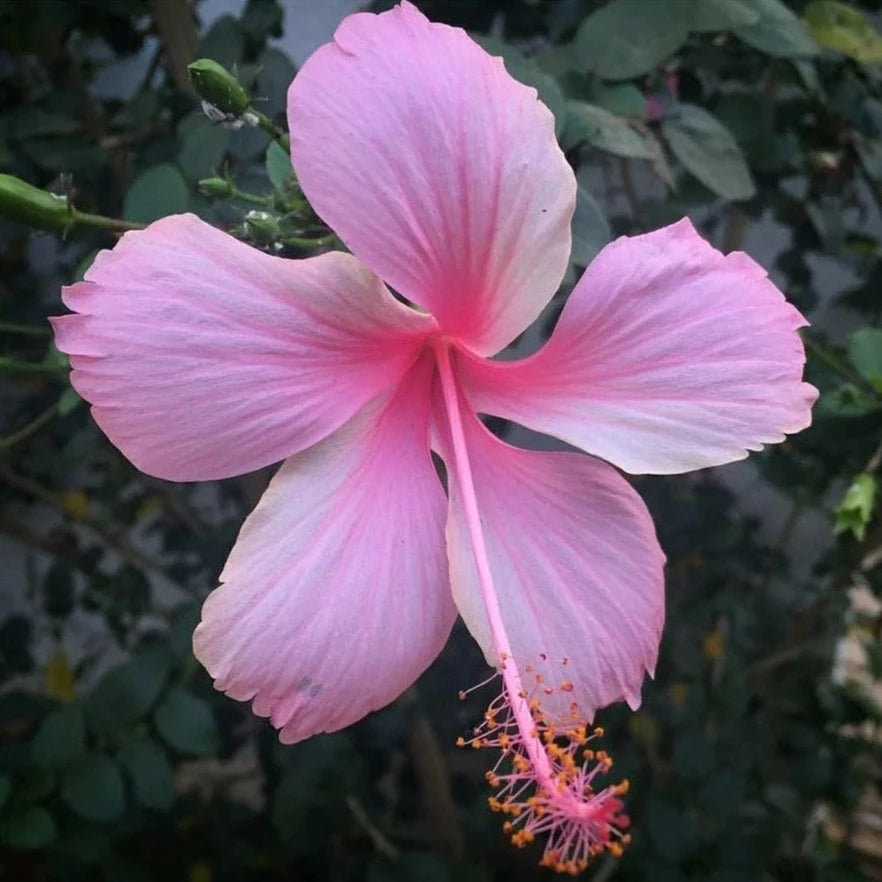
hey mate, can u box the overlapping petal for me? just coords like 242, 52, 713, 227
440, 399, 665, 720
193, 356, 454, 743
52, 214, 434, 481
287, 1, 575, 356
457, 218, 817, 475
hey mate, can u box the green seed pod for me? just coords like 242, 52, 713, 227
0, 174, 71, 231
188, 59, 251, 116
197, 177, 234, 198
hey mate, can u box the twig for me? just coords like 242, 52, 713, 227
250, 109, 291, 153
0, 401, 59, 449
403, 691, 465, 859
345, 795, 401, 860
0, 463, 166, 576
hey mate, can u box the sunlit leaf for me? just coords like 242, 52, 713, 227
804, 1, 882, 64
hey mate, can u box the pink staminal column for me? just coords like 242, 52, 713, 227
435, 343, 632, 875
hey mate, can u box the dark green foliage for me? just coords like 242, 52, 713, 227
0, 0, 880, 880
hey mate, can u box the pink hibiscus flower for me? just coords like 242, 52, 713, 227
51, 2, 816, 871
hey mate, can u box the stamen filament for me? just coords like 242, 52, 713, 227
435, 341, 631, 874
435, 343, 554, 783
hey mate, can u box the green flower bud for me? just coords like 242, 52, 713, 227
0, 174, 71, 231
244, 210, 281, 242
188, 59, 251, 116
198, 177, 234, 198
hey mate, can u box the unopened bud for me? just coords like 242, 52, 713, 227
244, 210, 281, 242
0, 174, 71, 231
188, 59, 250, 116
198, 177, 234, 198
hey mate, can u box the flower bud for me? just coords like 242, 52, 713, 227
0, 174, 71, 231
244, 210, 281, 242
198, 177, 234, 198
188, 59, 251, 116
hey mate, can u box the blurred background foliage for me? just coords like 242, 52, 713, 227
0, 0, 881, 880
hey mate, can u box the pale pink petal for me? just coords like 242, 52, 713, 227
442, 404, 665, 719
52, 214, 434, 481
457, 218, 817, 475
193, 356, 454, 743
287, 1, 575, 356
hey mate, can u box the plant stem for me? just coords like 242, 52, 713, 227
250, 108, 291, 152
231, 188, 272, 207
70, 208, 144, 233
804, 334, 882, 402
0, 321, 51, 336
0, 401, 59, 449
281, 232, 337, 249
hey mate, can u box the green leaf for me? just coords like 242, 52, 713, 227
118, 737, 175, 811
154, 688, 220, 756
733, 0, 819, 57
123, 164, 189, 225
590, 83, 647, 118
820, 382, 882, 417
571, 180, 610, 266
57, 387, 82, 417
834, 473, 876, 542
62, 753, 125, 823
804, 2, 882, 64
690, 0, 759, 32
575, 0, 691, 81
177, 115, 232, 182
199, 15, 244, 69
2, 806, 56, 849
31, 702, 84, 769
855, 134, 882, 181
266, 140, 294, 192
673, 730, 716, 780
647, 800, 699, 863
254, 48, 296, 119
662, 104, 755, 201
564, 102, 654, 158
16, 766, 55, 803
85, 647, 171, 738
848, 328, 882, 388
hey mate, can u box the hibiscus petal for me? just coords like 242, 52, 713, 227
193, 356, 454, 743
52, 214, 433, 481
457, 218, 817, 474
442, 404, 665, 719
287, 1, 575, 356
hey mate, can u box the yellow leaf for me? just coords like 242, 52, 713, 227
669, 681, 689, 708
703, 630, 725, 661
136, 494, 163, 523
45, 648, 76, 702
188, 862, 212, 882
804, 1, 882, 64
61, 490, 89, 520
627, 712, 659, 745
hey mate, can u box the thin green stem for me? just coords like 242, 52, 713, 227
0, 321, 51, 336
281, 232, 337, 249
804, 334, 882, 402
250, 109, 291, 152
0, 357, 66, 374
0, 401, 59, 449
231, 188, 272, 207
70, 209, 144, 233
